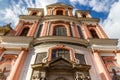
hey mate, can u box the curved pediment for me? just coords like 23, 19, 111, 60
31, 57, 91, 71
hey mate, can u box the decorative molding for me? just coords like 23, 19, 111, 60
0, 47, 6, 51
113, 50, 120, 53
88, 38, 118, 45
33, 36, 88, 47
46, 3, 73, 9
92, 49, 100, 53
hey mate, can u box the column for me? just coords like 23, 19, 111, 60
96, 24, 108, 38
8, 49, 28, 80
41, 21, 48, 36
0, 48, 5, 61
115, 50, 120, 65
67, 24, 71, 37
0, 48, 5, 55
46, 21, 51, 36
82, 23, 92, 39
15, 20, 24, 36
47, 9, 51, 15
14, 20, 23, 31
70, 49, 74, 62
92, 50, 112, 80
65, 8, 68, 16
69, 9, 73, 16
72, 22, 79, 38
48, 48, 52, 61
28, 21, 39, 36
50, 8, 54, 15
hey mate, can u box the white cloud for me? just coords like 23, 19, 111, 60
0, 0, 58, 28
0, 0, 117, 28
70, 0, 116, 12
103, 0, 120, 47
70, 0, 89, 5
35, 0, 58, 14
0, 0, 27, 27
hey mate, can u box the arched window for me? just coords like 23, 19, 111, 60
89, 29, 99, 38
82, 14, 86, 18
56, 10, 63, 15
53, 26, 67, 36
52, 48, 70, 60
32, 12, 37, 16
20, 27, 30, 36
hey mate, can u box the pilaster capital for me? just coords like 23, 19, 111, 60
19, 20, 23, 22
113, 50, 120, 54
92, 49, 100, 53
0, 47, 6, 51
20, 48, 28, 52
82, 23, 87, 26
34, 20, 39, 23
96, 23, 99, 26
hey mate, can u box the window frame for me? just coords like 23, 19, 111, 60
89, 29, 99, 38
20, 27, 30, 36
52, 48, 70, 60
53, 25, 67, 36
56, 10, 63, 15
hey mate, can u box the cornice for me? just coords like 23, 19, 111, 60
46, 3, 73, 9
19, 15, 42, 20
78, 18, 100, 22
44, 15, 100, 23
19, 15, 100, 23
75, 10, 90, 14
32, 36, 88, 47
88, 38, 118, 45
88, 38, 119, 53
0, 36, 33, 49
27, 8, 44, 11
44, 15, 79, 22
92, 49, 120, 53
0, 36, 33, 42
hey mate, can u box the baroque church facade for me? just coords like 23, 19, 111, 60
0, 3, 120, 80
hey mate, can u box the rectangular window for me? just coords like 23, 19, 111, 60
35, 52, 47, 64
52, 49, 70, 60
53, 26, 67, 36
75, 53, 86, 64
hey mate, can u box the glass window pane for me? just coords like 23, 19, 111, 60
35, 52, 47, 64
53, 26, 67, 36
75, 53, 86, 64
20, 27, 30, 36
90, 29, 99, 38
56, 10, 63, 15
52, 49, 70, 60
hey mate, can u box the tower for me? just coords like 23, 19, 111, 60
0, 3, 120, 80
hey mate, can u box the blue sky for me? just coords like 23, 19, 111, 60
0, 0, 120, 47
